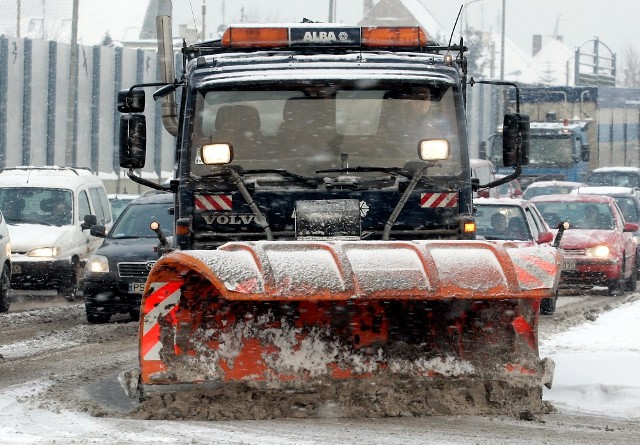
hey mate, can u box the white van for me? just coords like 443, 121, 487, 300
471, 159, 499, 198
0, 166, 112, 300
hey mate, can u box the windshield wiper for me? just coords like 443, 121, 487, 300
201, 168, 318, 187
242, 169, 319, 187
316, 166, 421, 181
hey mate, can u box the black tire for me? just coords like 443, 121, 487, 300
608, 258, 626, 296
626, 259, 638, 292
540, 293, 557, 315
58, 259, 81, 301
0, 264, 11, 313
129, 308, 140, 322
85, 299, 110, 324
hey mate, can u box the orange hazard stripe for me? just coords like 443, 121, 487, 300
143, 281, 183, 314
141, 281, 183, 362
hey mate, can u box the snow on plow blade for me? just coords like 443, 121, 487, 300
132, 240, 560, 418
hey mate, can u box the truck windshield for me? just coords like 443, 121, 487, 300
190, 83, 463, 179
491, 134, 574, 166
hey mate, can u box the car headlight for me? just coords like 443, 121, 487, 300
87, 255, 110, 273
28, 247, 61, 257
585, 245, 611, 258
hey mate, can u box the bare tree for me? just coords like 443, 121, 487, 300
621, 44, 640, 87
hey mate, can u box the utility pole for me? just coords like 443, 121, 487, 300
500, 0, 505, 80
16, 0, 21, 38
65, 0, 79, 166
329, 0, 335, 22
201, 0, 206, 40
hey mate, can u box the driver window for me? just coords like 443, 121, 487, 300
78, 191, 91, 223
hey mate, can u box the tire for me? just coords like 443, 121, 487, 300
58, 259, 81, 301
0, 264, 11, 313
626, 259, 638, 292
129, 308, 140, 322
540, 293, 557, 315
85, 299, 110, 324
608, 257, 626, 296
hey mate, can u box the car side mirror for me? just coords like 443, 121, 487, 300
81, 214, 98, 231
537, 231, 553, 244
623, 222, 639, 233
90, 225, 106, 238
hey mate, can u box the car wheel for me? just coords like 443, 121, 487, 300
129, 308, 140, 322
58, 259, 82, 302
625, 259, 638, 292
608, 257, 626, 296
85, 299, 110, 324
0, 264, 11, 313
540, 292, 557, 315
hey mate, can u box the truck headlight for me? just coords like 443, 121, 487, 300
200, 143, 233, 165
418, 139, 450, 161
28, 247, 60, 257
585, 245, 611, 258
87, 255, 110, 273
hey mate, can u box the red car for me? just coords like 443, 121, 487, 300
531, 194, 639, 295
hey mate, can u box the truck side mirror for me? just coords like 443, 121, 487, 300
502, 113, 530, 167
117, 88, 146, 113
119, 114, 147, 169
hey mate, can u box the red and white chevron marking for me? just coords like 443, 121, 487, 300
141, 281, 182, 362
194, 194, 232, 211
420, 192, 459, 208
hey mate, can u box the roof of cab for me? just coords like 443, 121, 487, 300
0, 166, 104, 190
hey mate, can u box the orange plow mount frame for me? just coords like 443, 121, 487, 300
136, 240, 560, 394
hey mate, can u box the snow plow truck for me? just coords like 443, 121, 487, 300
117, 0, 561, 419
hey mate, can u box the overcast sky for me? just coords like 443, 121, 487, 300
173, 0, 639, 63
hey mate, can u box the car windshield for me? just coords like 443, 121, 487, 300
109, 198, 136, 220
0, 187, 73, 226
475, 205, 530, 241
190, 82, 463, 179
613, 197, 639, 222
534, 201, 614, 230
588, 172, 640, 187
522, 185, 576, 200
108, 201, 174, 239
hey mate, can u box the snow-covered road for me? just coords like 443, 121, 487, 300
0, 291, 638, 444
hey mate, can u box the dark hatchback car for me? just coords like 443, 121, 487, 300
83, 193, 174, 323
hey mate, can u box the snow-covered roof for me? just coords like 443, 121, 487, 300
359, 0, 447, 42
533, 38, 575, 86
592, 166, 640, 173
475, 32, 544, 84
573, 186, 639, 196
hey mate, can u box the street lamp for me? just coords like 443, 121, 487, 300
462, 0, 487, 34
462, 0, 507, 81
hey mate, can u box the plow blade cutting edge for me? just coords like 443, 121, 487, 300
124, 240, 561, 418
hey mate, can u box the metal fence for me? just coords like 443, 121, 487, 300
0, 36, 176, 193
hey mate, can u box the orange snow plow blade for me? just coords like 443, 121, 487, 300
130, 240, 560, 417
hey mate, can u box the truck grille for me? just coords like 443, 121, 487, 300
117, 261, 156, 278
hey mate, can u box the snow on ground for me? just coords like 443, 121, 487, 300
540, 298, 640, 419
0, 300, 638, 443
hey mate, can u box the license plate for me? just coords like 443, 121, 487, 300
128, 282, 146, 294
562, 260, 576, 271
11, 264, 21, 274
